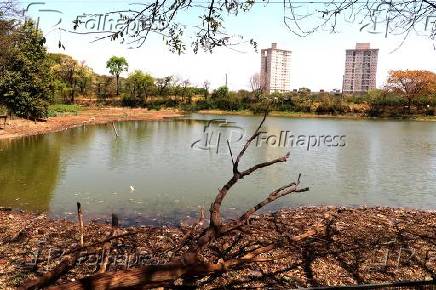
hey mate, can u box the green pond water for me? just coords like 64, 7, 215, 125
0, 114, 435, 225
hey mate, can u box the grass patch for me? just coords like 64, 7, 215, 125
48, 104, 81, 117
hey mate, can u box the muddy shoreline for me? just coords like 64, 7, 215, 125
2, 207, 436, 289
0, 107, 183, 140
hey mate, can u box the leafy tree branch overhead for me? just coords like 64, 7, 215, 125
72, 0, 436, 53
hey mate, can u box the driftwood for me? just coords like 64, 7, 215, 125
21, 112, 311, 289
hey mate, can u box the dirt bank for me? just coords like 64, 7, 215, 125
0, 107, 183, 140
2, 207, 436, 289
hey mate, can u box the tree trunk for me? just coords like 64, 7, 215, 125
70, 85, 75, 104
116, 75, 120, 96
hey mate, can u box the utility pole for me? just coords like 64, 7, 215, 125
225, 73, 228, 87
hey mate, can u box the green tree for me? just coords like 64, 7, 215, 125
211, 86, 229, 99
0, 21, 53, 119
49, 53, 79, 103
76, 61, 94, 96
125, 70, 155, 102
106, 56, 128, 96
95, 75, 116, 99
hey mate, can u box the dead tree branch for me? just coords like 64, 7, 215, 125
23, 112, 310, 289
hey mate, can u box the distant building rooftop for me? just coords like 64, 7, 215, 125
355, 43, 371, 49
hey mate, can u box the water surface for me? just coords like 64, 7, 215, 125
0, 114, 435, 225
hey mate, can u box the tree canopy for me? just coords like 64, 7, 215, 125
106, 56, 129, 96
125, 70, 155, 100
386, 70, 436, 110
0, 20, 53, 119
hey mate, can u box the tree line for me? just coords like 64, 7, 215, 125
44, 50, 436, 118
49, 53, 209, 107
0, 16, 208, 118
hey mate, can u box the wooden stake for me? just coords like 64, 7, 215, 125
111, 122, 119, 138
111, 213, 119, 227
76, 202, 84, 247
100, 214, 118, 273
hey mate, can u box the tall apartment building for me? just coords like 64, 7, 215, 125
260, 43, 292, 93
342, 43, 379, 94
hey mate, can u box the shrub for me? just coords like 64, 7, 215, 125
121, 96, 144, 107
211, 86, 229, 100
210, 97, 243, 111
425, 107, 435, 116
248, 100, 271, 114
315, 101, 349, 115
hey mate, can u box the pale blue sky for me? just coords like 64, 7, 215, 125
20, 0, 436, 91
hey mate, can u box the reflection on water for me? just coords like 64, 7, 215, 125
0, 115, 435, 225
0, 136, 60, 211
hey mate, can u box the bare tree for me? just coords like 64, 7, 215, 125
203, 80, 210, 98
250, 72, 265, 97
20, 113, 313, 290
156, 75, 173, 97
181, 79, 192, 102
71, 1, 436, 53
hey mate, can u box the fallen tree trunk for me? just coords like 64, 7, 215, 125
46, 242, 279, 290
19, 254, 79, 290
47, 262, 224, 290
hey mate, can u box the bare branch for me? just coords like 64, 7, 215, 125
25, 113, 310, 290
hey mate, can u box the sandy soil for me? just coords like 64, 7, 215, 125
0, 107, 183, 140
2, 207, 436, 289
